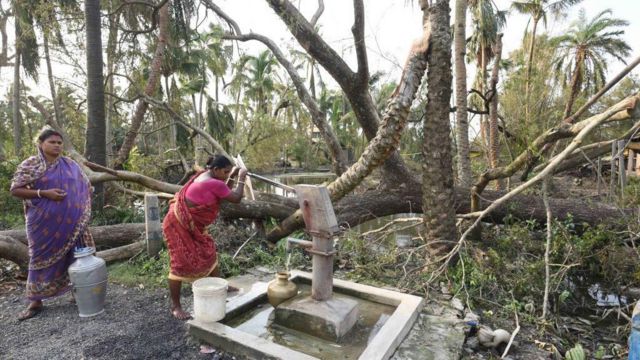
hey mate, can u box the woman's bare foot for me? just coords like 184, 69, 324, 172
171, 306, 192, 320
18, 300, 43, 321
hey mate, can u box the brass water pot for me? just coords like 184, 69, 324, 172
267, 271, 298, 307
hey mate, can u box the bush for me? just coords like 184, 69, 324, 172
0, 160, 25, 229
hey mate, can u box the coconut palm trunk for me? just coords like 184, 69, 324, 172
454, 0, 472, 188
12, 17, 21, 156
525, 16, 540, 87
562, 52, 584, 119
488, 34, 503, 189
43, 30, 63, 128
105, 10, 120, 160
422, 0, 457, 257
85, 0, 106, 207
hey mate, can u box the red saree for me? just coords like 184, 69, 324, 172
162, 173, 222, 282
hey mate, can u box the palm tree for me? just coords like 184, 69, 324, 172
11, 0, 40, 156
553, 9, 631, 120
85, 0, 106, 207
453, 0, 472, 188
242, 50, 279, 115
467, 0, 505, 154
113, 2, 170, 169
422, 0, 457, 257
511, 0, 583, 88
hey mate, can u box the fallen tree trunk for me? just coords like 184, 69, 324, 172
96, 241, 146, 264
268, 182, 632, 241
335, 185, 631, 230
1, 187, 631, 267
1, 223, 145, 249
0, 235, 29, 271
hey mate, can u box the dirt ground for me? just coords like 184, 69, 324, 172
0, 273, 239, 360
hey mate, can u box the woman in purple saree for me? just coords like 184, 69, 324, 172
10, 128, 94, 321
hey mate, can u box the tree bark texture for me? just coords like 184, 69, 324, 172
488, 34, 503, 189
12, 16, 21, 156
454, 0, 472, 188
562, 51, 585, 120
43, 30, 63, 128
0, 235, 29, 271
97, 241, 146, 264
105, 11, 121, 161
112, 2, 169, 169
422, 0, 457, 257
1, 223, 145, 249
85, 0, 107, 208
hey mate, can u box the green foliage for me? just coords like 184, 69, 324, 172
336, 231, 426, 289
565, 344, 586, 360
0, 160, 25, 229
108, 250, 171, 288
446, 218, 638, 317
91, 203, 146, 226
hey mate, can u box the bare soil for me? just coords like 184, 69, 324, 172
0, 267, 239, 360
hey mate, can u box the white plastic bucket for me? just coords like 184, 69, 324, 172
192, 277, 228, 322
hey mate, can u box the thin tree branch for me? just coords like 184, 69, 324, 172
142, 95, 231, 158
109, 0, 170, 34
221, 31, 348, 174
265, 0, 357, 90
520, 55, 640, 179
351, 0, 369, 84
200, 0, 241, 34
447, 94, 640, 274
309, 0, 325, 27
473, 93, 640, 199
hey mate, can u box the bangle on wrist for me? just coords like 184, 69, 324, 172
37, 189, 41, 198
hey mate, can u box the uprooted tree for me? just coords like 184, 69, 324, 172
2, 0, 640, 272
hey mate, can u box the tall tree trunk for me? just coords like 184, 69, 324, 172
488, 34, 503, 189
422, 0, 457, 257
265, 0, 413, 183
563, 54, 584, 120
112, 2, 170, 169
12, 16, 21, 156
524, 16, 539, 125
165, 75, 177, 148
478, 49, 488, 151
0, 11, 10, 67
454, 0, 471, 188
105, 10, 120, 162
525, 17, 539, 85
85, 0, 106, 208
43, 29, 63, 128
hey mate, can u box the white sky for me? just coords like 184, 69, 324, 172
216, 0, 640, 82
1, 1, 638, 101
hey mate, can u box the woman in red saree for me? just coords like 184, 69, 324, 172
162, 155, 247, 319
10, 128, 94, 321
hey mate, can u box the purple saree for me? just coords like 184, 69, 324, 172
11, 151, 94, 301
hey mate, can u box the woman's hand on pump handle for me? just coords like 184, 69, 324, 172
237, 167, 248, 181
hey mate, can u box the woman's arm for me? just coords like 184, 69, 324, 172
11, 187, 67, 201
223, 168, 247, 204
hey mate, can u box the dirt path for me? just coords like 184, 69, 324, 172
0, 278, 238, 359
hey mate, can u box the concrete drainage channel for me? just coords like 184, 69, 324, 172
188, 270, 429, 360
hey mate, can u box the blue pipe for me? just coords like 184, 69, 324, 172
630, 314, 640, 360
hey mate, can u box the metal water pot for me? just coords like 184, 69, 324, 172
68, 247, 107, 317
